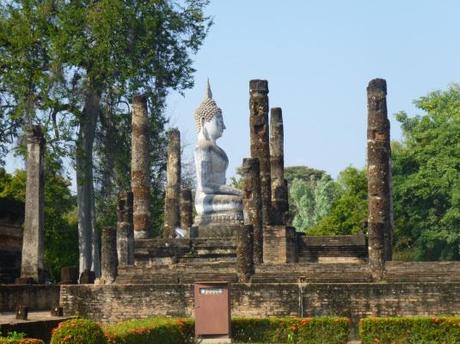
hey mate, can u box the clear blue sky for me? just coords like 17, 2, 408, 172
166, 0, 460, 179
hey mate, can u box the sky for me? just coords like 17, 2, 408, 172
5, 1, 460, 181
165, 0, 460, 179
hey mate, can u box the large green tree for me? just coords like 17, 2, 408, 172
0, 0, 211, 274
392, 84, 460, 260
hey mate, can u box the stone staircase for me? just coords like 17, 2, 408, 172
116, 237, 460, 285
133, 238, 237, 266
116, 238, 239, 284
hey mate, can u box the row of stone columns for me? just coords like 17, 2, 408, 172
244, 80, 291, 266
17, 79, 394, 284
131, 96, 193, 240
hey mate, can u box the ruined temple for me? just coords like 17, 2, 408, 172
6, 79, 460, 336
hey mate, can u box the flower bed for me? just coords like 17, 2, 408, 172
360, 316, 460, 344
232, 317, 350, 344
103, 318, 194, 344
0, 340, 44, 344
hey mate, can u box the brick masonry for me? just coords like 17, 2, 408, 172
0, 285, 59, 312
263, 225, 297, 263
0, 199, 24, 283
60, 282, 460, 324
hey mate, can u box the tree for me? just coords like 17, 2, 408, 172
0, 1, 59, 163
284, 166, 330, 227
290, 174, 336, 232
0, 0, 211, 274
284, 166, 327, 185
308, 166, 368, 236
392, 84, 460, 260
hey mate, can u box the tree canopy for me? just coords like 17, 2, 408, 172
0, 0, 212, 274
392, 84, 460, 260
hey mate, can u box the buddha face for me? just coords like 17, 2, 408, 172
203, 112, 226, 141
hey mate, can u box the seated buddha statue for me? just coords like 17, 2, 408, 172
193, 81, 243, 228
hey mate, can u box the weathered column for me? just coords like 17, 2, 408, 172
270, 107, 288, 225
131, 95, 151, 239
367, 78, 393, 280
117, 192, 134, 266
236, 224, 254, 282
100, 226, 117, 284
180, 188, 193, 232
164, 128, 181, 238
249, 80, 272, 228
242, 158, 263, 264
19, 126, 45, 283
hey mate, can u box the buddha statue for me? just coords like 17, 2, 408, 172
193, 81, 243, 229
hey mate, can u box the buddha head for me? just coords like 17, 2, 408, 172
194, 80, 226, 141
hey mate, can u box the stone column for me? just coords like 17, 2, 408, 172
131, 95, 151, 239
270, 107, 288, 225
367, 78, 393, 280
100, 226, 117, 284
117, 192, 134, 266
19, 126, 45, 283
236, 224, 254, 282
242, 158, 263, 264
249, 80, 272, 228
180, 188, 193, 232
164, 128, 181, 238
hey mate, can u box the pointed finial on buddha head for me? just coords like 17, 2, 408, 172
205, 78, 213, 99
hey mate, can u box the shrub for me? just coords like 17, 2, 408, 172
103, 318, 194, 344
51, 319, 106, 344
0, 340, 44, 344
0, 332, 44, 344
360, 316, 460, 344
232, 317, 350, 344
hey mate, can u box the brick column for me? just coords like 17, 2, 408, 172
270, 107, 288, 225
131, 95, 151, 239
367, 78, 393, 280
249, 80, 271, 228
19, 126, 45, 283
242, 158, 263, 264
164, 128, 181, 238
117, 192, 134, 266
236, 225, 254, 282
180, 188, 193, 232
100, 226, 117, 284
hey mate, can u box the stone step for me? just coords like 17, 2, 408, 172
115, 272, 238, 284
255, 263, 370, 273
118, 261, 237, 274
177, 256, 236, 264
251, 272, 372, 283
253, 263, 372, 282
384, 261, 460, 282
